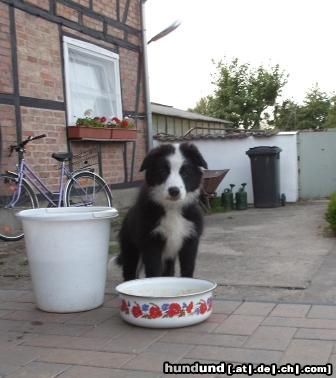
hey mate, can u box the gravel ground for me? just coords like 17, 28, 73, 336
0, 239, 29, 278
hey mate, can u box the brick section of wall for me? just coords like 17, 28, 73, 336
56, 3, 79, 23
0, 105, 17, 172
119, 48, 139, 112
82, 15, 103, 32
70, 0, 90, 7
101, 143, 125, 184
92, 0, 117, 20
127, 32, 140, 46
68, 137, 147, 185
62, 27, 118, 51
131, 119, 146, 181
0, 3, 13, 94
106, 25, 124, 40
125, 0, 141, 30
119, 0, 127, 23
23, 0, 50, 11
20, 107, 67, 191
16, 10, 64, 101
137, 67, 146, 113
69, 142, 132, 185
2, 3, 146, 187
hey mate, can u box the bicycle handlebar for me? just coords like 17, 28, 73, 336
9, 134, 46, 156
29, 134, 46, 142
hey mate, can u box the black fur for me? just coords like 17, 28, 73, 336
118, 143, 207, 281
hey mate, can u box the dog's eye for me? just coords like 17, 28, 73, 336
156, 166, 169, 176
180, 166, 191, 178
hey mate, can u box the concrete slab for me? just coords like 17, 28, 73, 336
108, 200, 336, 304
196, 202, 333, 289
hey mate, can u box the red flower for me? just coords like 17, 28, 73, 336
131, 304, 143, 318
100, 116, 107, 123
167, 303, 182, 317
112, 117, 121, 124
149, 305, 162, 319
199, 301, 207, 315
120, 299, 128, 313
186, 302, 193, 314
120, 119, 129, 128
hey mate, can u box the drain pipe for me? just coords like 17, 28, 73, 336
141, 0, 153, 151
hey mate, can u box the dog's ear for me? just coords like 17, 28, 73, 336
180, 143, 208, 169
139, 153, 152, 172
140, 144, 175, 172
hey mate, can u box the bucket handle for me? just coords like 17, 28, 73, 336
92, 209, 118, 219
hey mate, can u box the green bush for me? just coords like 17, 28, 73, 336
326, 193, 336, 234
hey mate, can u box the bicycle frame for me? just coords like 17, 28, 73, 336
8, 157, 69, 208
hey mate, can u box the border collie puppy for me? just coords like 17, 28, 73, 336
117, 142, 208, 281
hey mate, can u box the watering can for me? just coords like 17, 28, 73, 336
235, 183, 248, 210
221, 184, 235, 210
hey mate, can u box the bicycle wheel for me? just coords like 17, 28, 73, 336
64, 171, 113, 207
0, 173, 38, 241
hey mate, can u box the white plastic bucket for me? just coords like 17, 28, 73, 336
16, 207, 118, 313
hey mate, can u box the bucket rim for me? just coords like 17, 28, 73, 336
16, 206, 118, 221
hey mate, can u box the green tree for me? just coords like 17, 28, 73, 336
191, 97, 213, 115
191, 58, 288, 129
274, 85, 332, 130
297, 85, 330, 129
273, 99, 301, 130
326, 95, 336, 128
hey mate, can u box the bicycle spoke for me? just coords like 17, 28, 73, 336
65, 172, 112, 207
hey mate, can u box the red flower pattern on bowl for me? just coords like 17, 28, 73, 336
120, 296, 213, 320
131, 304, 143, 318
149, 305, 162, 319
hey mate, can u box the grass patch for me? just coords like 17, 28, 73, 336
326, 192, 336, 236
109, 242, 120, 256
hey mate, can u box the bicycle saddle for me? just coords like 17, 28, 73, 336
52, 152, 73, 162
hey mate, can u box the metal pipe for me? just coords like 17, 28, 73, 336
141, 0, 153, 151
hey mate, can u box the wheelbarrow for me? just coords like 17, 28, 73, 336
200, 169, 230, 211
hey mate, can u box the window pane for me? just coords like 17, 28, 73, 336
68, 48, 117, 122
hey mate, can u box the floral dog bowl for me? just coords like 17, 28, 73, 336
115, 277, 217, 328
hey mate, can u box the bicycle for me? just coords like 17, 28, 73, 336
0, 134, 113, 241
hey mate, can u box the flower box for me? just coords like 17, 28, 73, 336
67, 126, 137, 141
110, 128, 137, 140
67, 126, 112, 140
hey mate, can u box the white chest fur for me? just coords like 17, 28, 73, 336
153, 209, 195, 260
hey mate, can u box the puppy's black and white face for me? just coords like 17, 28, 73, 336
140, 143, 208, 206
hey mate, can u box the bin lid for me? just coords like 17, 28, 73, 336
16, 207, 118, 221
246, 146, 282, 156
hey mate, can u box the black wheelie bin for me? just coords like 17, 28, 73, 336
246, 146, 282, 208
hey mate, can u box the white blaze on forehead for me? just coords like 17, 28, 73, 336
168, 144, 184, 170
166, 144, 185, 190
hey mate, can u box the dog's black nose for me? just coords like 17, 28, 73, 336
168, 186, 180, 198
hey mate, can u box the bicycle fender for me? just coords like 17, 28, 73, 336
1, 172, 36, 192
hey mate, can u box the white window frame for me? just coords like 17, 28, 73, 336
63, 36, 123, 125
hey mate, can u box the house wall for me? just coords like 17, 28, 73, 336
152, 114, 228, 137
298, 130, 336, 199
0, 0, 146, 190
154, 132, 299, 203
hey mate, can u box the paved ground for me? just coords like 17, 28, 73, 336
1, 291, 336, 377
109, 201, 336, 305
198, 201, 336, 304
1, 201, 336, 376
